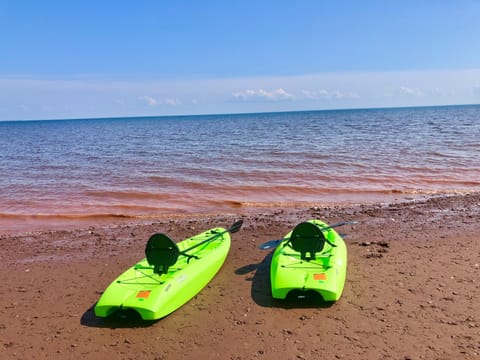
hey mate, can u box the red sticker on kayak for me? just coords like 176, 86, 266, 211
314, 273, 327, 281
136, 290, 152, 299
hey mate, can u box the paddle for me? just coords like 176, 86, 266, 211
258, 220, 358, 250
145, 219, 243, 273
180, 219, 243, 257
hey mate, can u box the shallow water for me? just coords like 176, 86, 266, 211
1, 105, 479, 232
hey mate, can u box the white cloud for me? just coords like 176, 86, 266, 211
232, 88, 295, 101
138, 95, 158, 106
2, 68, 480, 120
232, 87, 359, 103
399, 86, 423, 97
163, 98, 181, 106
301, 89, 360, 100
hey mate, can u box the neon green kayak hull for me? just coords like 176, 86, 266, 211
270, 219, 347, 302
94, 227, 230, 320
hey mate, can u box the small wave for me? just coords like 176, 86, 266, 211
0, 212, 140, 221
85, 189, 181, 201
147, 175, 217, 190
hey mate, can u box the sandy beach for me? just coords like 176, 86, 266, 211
1, 193, 479, 359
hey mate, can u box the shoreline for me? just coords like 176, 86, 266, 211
2, 191, 474, 236
1, 192, 480, 359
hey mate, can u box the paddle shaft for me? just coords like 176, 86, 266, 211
180, 219, 243, 256
258, 220, 357, 250
278, 220, 357, 243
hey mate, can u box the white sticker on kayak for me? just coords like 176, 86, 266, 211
177, 275, 187, 283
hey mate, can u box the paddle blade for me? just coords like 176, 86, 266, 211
228, 219, 244, 234
258, 239, 281, 250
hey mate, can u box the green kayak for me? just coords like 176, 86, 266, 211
95, 220, 242, 320
270, 219, 347, 302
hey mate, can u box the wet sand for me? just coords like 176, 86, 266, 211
1, 193, 479, 359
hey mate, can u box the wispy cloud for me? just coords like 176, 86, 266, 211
232, 88, 295, 101
301, 89, 360, 100
137, 96, 182, 107
138, 95, 158, 106
232, 88, 360, 103
399, 86, 423, 97
2, 69, 480, 120
163, 98, 181, 106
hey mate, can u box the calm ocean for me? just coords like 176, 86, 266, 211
1, 105, 479, 233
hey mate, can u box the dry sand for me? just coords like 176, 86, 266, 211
1, 193, 480, 359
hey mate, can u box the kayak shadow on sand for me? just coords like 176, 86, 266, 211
234, 251, 334, 309
80, 304, 158, 328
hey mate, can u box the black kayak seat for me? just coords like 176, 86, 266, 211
145, 233, 180, 274
288, 222, 326, 261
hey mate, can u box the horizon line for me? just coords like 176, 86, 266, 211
1, 102, 479, 124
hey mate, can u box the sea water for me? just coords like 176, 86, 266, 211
1, 105, 479, 232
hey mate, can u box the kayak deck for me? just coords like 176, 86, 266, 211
94, 227, 230, 320
270, 219, 347, 302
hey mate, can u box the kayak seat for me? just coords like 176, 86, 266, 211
288, 222, 326, 261
145, 233, 180, 274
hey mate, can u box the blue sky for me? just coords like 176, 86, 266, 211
1, 0, 479, 120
